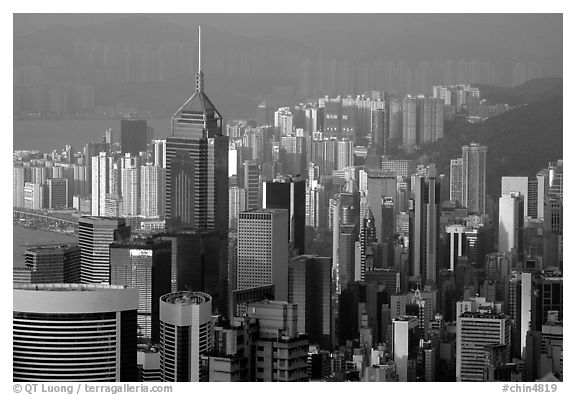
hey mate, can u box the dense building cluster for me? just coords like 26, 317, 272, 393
13, 28, 562, 383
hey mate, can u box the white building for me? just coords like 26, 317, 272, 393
499, 192, 524, 253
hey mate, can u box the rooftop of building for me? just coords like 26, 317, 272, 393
161, 291, 211, 305
239, 208, 288, 215
14, 283, 129, 292
24, 244, 79, 253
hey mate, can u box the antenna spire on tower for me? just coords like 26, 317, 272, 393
196, 25, 204, 93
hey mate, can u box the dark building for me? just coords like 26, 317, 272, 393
23, 244, 81, 283
120, 119, 148, 156
262, 175, 306, 255
288, 255, 333, 349
110, 237, 172, 342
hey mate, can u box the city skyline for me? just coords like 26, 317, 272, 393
11, 13, 564, 385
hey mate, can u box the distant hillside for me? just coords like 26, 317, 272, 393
473, 77, 562, 106
406, 93, 563, 199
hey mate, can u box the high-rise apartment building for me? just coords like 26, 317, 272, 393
13, 283, 138, 382
140, 164, 166, 218
159, 291, 214, 382
24, 182, 44, 210
402, 96, 418, 147
91, 152, 113, 216
78, 216, 131, 283
450, 158, 463, 204
13, 166, 26, 207
236, 209, 289, 301
462, 143, 487, 214
121, 154, 140, 217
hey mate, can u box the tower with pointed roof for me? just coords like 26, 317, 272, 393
164, 26, 228, 313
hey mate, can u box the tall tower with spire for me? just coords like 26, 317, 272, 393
165, 26, 229, 312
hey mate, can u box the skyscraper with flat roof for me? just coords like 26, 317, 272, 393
79, 216, 131, 283
237, 209, 289, 301
462, 143, 487, 214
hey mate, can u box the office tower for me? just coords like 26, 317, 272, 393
456, 311, 511, 382
159, 291, 214, 382
13, 166, 25, 207
446, 225, 466, 271
409, 169, 441, 285
462, 143, 487, 214
24, 182, 44, 210
78, 216, 131, 283
531, 273, 563, 332
332, 180, 360, 293
274, 107, 293, 136
13, 283, 138, 382
140, 164, 166, 218
402, 96, 418, 147
110, 238, 172, 342
46, 178, 68, 209
393, 315, 419, 382
165, 27, 228, 236
91, 152, 112, 216
288, 255, 333, 349
358, 208, 377, 279
501, 176, 530, 218
499, 192, 524, 254
237, 209, 289, 301
366, 171, 397, 242
152, 139, 167, 168
84, 141, 109, 161
262, 175, 306, 255
247, 300, 309, 382
23, 244, 81, 283
543, 196, 562, 269
243, 160, 260, 210
450, 158, 463, 204
153, 230, 214, 295
120, 118, 148, 155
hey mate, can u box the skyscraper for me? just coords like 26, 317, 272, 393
462, 143, 487, 214
140, 164, 166, 218
366, 171, 397, 242
288, 255, 333, 350
13, 166, 25, 208
91, 151, 112, 216
47, 178, 69, 209
262, 175, 306, 255
159, 291, 214, 382
23, 244, 81, 283
456, 311, 511, 382
79, 216, 131, 283
498, 192, 524, 254
236, 209, 289, 301
110, 238, 172, 342
409, 168, 441, 285
13, 283, 138, 382
243, 160, 260, 210
450, 158, 463, 205
393, 315, 419, 382
121, 154, 140, 217
152, 138, 167, 168
165, 26, 228, 236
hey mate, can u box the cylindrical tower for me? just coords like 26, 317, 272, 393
13, 283, 139, 382
159, 291, 213, 382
